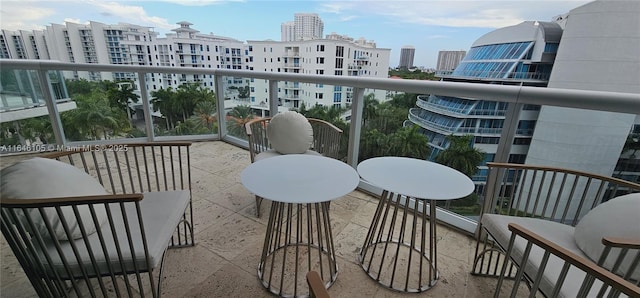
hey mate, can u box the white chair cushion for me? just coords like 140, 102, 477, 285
266, 111, 313, 154
40, 190, 191, 277
0, 157, 109, 240
574, 193, 640, 280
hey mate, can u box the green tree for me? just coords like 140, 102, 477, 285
226, 105, 255, 138
435, 135, 484, 177
388, 125, 430, 159
107, 81, 140, 125
150, 87, 180, 129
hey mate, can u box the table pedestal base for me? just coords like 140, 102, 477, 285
358, 191, 439, 292
259, 202, 337, 297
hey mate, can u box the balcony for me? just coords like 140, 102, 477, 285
0, 59, 639, 297
0, 141, 530, 297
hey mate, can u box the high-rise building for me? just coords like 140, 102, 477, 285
525, 0, 639, 178
294, 13, 323, 41
1, 20, 389, 111
410, 0, 640, 186
436, 50, 466, 71
398, 46, 415, 69
280, 21, 295, 42
247, 37, 390, 110
409, 21, 562, 184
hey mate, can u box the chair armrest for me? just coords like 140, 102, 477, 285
505, 223, 640, 297
306, 271, 330, 298
602, 237, 640, 249
0, 193, 144, 207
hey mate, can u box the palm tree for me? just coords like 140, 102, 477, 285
226, 105, 255, 138
435, 135, 484, 177
151, 87, 180, 129
107, 82, 140, 125
388, 125, 430, 159
192, 101, 218, 133
362, 93, 379, 129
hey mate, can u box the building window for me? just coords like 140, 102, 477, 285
335, 58, 343, 69
335, 70, 343, 76
316, 70, 324, 75
336, 46, 344, 57
316, 93, 323, 99
317, 57, 324, 64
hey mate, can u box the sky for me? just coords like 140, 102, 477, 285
0, 0, 590, 68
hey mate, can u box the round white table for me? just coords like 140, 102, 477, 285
356, 157, 474, 293
241, 154, 359, 297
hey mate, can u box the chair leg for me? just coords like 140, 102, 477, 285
255, 195, 263, 217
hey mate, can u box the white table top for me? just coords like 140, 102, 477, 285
241, 154, 360, 204
357, 157, 474, 201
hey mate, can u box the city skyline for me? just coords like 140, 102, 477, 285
0, 0, 589, 68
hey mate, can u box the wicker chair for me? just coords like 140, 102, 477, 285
0, 142, 194, 297
245, 117, 342, 217
472, 162, 640, 297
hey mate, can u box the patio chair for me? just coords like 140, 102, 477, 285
307, 271, 330, 298
472, 162, 640, 297
0, 142, 194, 297
245, 115, 342, 217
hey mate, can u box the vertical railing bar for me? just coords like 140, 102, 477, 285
124, 149, 137, 194
51, 206, 96, 296
113, 150, 127, 193
88, 204, 122, 297
550, 172, 569, 220
551, 262, 571, 298
572, 177, 593, 225
70, 205, 109, 296
540, 171, 557, 218
530, 170, 547, 217
102, 150, 117, 193
560, 175, 579, 224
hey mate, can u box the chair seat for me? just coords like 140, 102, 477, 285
254, 149, 321, 162
39, 190, 191, 278
481, 214, 616, 298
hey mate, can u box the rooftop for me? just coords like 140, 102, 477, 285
0, 141, 525, 297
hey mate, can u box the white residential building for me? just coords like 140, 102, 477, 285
281, 21, 295, 42
247, 38, 390, 110
294, 13, 323, 41
1, 20, 389, 116
436, 50, 466, 71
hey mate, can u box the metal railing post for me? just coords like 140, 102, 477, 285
347, 87, 365, 168
214, 75, 227, 137
269, 80, 279, 116
37, 69, 66, 145
136, 72, 154, 141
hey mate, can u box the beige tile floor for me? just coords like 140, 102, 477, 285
0, 141, 527, 297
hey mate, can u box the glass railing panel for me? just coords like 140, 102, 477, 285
0, 115, 58, 153
295, 83, 350, 162
149, 72, 218, 137
358, 92, 429, 162
223, 76, 257, 140
62, 72, 146, 141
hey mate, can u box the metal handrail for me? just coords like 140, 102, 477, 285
2, 59, 639, 114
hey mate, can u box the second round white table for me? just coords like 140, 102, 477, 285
357, 156, 474, 292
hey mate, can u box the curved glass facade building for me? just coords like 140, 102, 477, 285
409, 21, 563, 184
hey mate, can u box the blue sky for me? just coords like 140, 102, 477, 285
0, 0, 589, 68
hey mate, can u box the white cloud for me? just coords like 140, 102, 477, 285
88, 1, 174, 30
161, 0, 244, 6
318, 1, 589, 28
0, 2, 54, 31
63, 18, 88, 25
